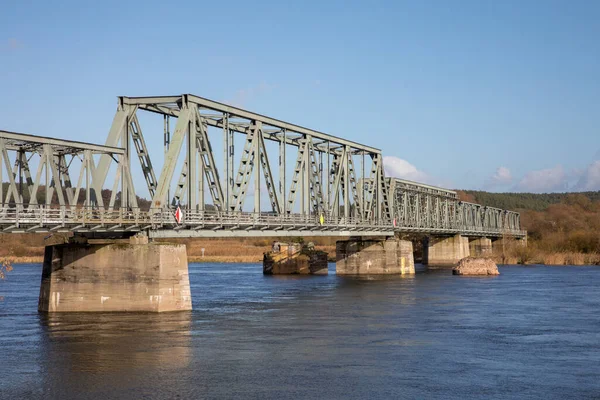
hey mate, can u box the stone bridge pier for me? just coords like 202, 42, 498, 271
469, 237, 493, 257
423, 234, 470, 268
38, 235, 192, 313
335, 237, 415, 275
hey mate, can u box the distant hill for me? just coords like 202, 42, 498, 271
456, 190, 600, 211
455, 190, 600, 261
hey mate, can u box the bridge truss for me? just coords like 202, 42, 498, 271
0, 94, 525, 238
388, 178, 523, 238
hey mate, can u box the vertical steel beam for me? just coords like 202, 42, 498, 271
17, 150, 23, 204
319, 150, 323, 213
45, 145, 52, 206
223, 113, 229, 210
164, 115, 170, 203
228, 121, 234, 208
188, 106, 197, 210
84, 150, 92, 207
300, 153, 305, 216
303, 136, 310, 216
0, 144, 3, 206
197, 135, 204, 212
279, 130, 286, 215
325, 141, 329, 213
376, 156, 381, 221
361, 153, 365, 218
253, 121, 261, 213
344, 146, 350, 219
121, 117, 130, 209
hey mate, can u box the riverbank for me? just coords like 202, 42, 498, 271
3, 249, 599, 266
494, 246, 600, 266
1, 233, 598, 266
0, 234, 337, 264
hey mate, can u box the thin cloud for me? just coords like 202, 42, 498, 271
484, 166, 512, 188
514, 165, 568, 193
383, 156, 450, 187
574, 160, 600, 191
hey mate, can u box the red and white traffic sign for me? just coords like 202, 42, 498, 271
175, 206, 183, 224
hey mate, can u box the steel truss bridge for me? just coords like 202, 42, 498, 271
0, 94, 525, 239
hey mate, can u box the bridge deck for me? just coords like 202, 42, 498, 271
0, 206, 525, 238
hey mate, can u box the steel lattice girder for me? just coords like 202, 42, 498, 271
102, 94, 390, 223
0, 130, 125, 155
0, 130, 134, 212
386, 178, 523, 237
0, 96, 526, 239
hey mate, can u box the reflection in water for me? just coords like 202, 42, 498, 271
39, 312, 193, 373
1, 263, 600, 399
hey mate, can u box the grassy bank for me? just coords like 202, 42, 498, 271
2, 234, 599, 266
490, 239, 600, 266
159, 237, 337, 263
0, 234, 338, 264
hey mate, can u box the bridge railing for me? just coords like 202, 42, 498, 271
148, 209, 392, 231
0, 203, 526, 237
0, 203, 526, 238
0, 205, 149, 228
0, 205, 393, 233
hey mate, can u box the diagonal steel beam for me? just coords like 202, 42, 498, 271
151, 100, 192, 208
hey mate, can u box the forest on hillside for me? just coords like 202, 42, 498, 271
457, 190, 600, 212
457, 190, 600, 262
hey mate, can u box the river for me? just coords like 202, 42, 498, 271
0, 263, 599, 399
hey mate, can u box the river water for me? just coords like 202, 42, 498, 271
0, 263, 599, 399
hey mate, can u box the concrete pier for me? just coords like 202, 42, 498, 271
336, 238, 415, 275
469, 237, 493, 257
423, 234, 470, 268
263, 242, 328, 275
38, 238, 192, 312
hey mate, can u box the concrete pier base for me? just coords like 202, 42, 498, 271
336, 238, 415, 275
469, 237, 493, 257
424, 234, 470, 268
263, 242, 328, 275
38, 240, 192, 312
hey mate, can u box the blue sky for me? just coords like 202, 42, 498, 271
1, 0, 599, 193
